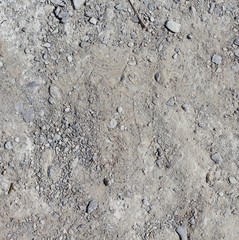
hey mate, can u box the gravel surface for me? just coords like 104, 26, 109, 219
0, 0, 239, 239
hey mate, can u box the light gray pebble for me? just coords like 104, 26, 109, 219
49, 85, 61, 99
89, 17, 97, 25
4, 141, 13, 150
22, 108, 35, 123
48, 97, 56, 105
166, 97, 175, 107
117, 107, 123, 113
67, 55, 73, 62
234, 49, 239, 57
210, 152, 223, 164
72, 0, 85, 10
212, 54, 222, 65
234, 37, 239, 46
0, 61, 3, 68
165, 20, 181, 33
182, 104, 190, 112
86, 199, 98, 214
176, 226, 187, 240
228, 176, 237, 184
131, 15, 139, 23
154, 72, 161, 83
108, 118, 118, 129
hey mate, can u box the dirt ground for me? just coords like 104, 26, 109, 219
0, 0, 238, 239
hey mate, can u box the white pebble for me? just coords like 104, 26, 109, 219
166, 20, 181, 33
67, 55, 73, 63
4, 141, 13, 150
117, 106, 123, 113
108, 118, 117, 129
210, 152, 223, 164
212, 54, 222, 65
89, 17, 97, 25
72, 0, 84, 10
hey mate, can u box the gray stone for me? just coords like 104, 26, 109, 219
212, 54, 222, 64
108, 118, 117, 129
165, 20, 181, 33
234, 49, 239, 57
154, 72, 161, 83
166, 97, 175, 107
72, 0, 85, 10
89, 17, 97, 25
234, 37, 239, 46
210, 152, 223, 164
4, 141, 13, 150
86, 199, 98, 214
22, 108, 35, 123
182, 103, 190, 112
49, 85, 61, 99
228, 176, 237, 184
176, 226, 187, 240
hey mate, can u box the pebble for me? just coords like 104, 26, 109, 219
22, 108, 35, 123
72, 0, 84, 10
234, 37, 239, 46
67, 55, 73, 62
49, 85, 61, 99
176, 226, 187, 240
212, 54, 222, 64
103, 178, 110, 186
166, 97, 175, 107
117, 106, 123, 113
210, 152, 223, 164
154, 72, 161, 83
0, 61, 3, 68
42, 43, 51, 48
89, 17, 97, 25
86, 199, 98, 214
181, 103, 190, 112
4, 141, 13, 150
108, 118, 118, 129
234, 49, 239, 57
165, 20, 181, 33
228, 176, 237, 184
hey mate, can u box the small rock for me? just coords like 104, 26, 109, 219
117, 106, 123, 113
234, 37, 239, 46
165, 20, 181, 33
4, 141, 13, 150
49, 85, 61, 99
182, 104, 190, 112
131, 15, 139, 23
103, 178, 110, 186
212, 54, 222, 65
166, 97, 175, 107
86, 199, 98, 214
64, 107, 70, 112
210, 152, 223, 164
108, 118, 118, 129
228, 176, 237, 184
72, 0, 85, 10
234, 49, 239, 57
67, 55, 73, 62
176, 226, 187, 240
155, 159, 161, 168
0, 61, 3, 68
54, 6, 69, 23
154, 72, 161, 83
42, 42, 51, 48
22, 108, 35, 123
89, 17, 97, 25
